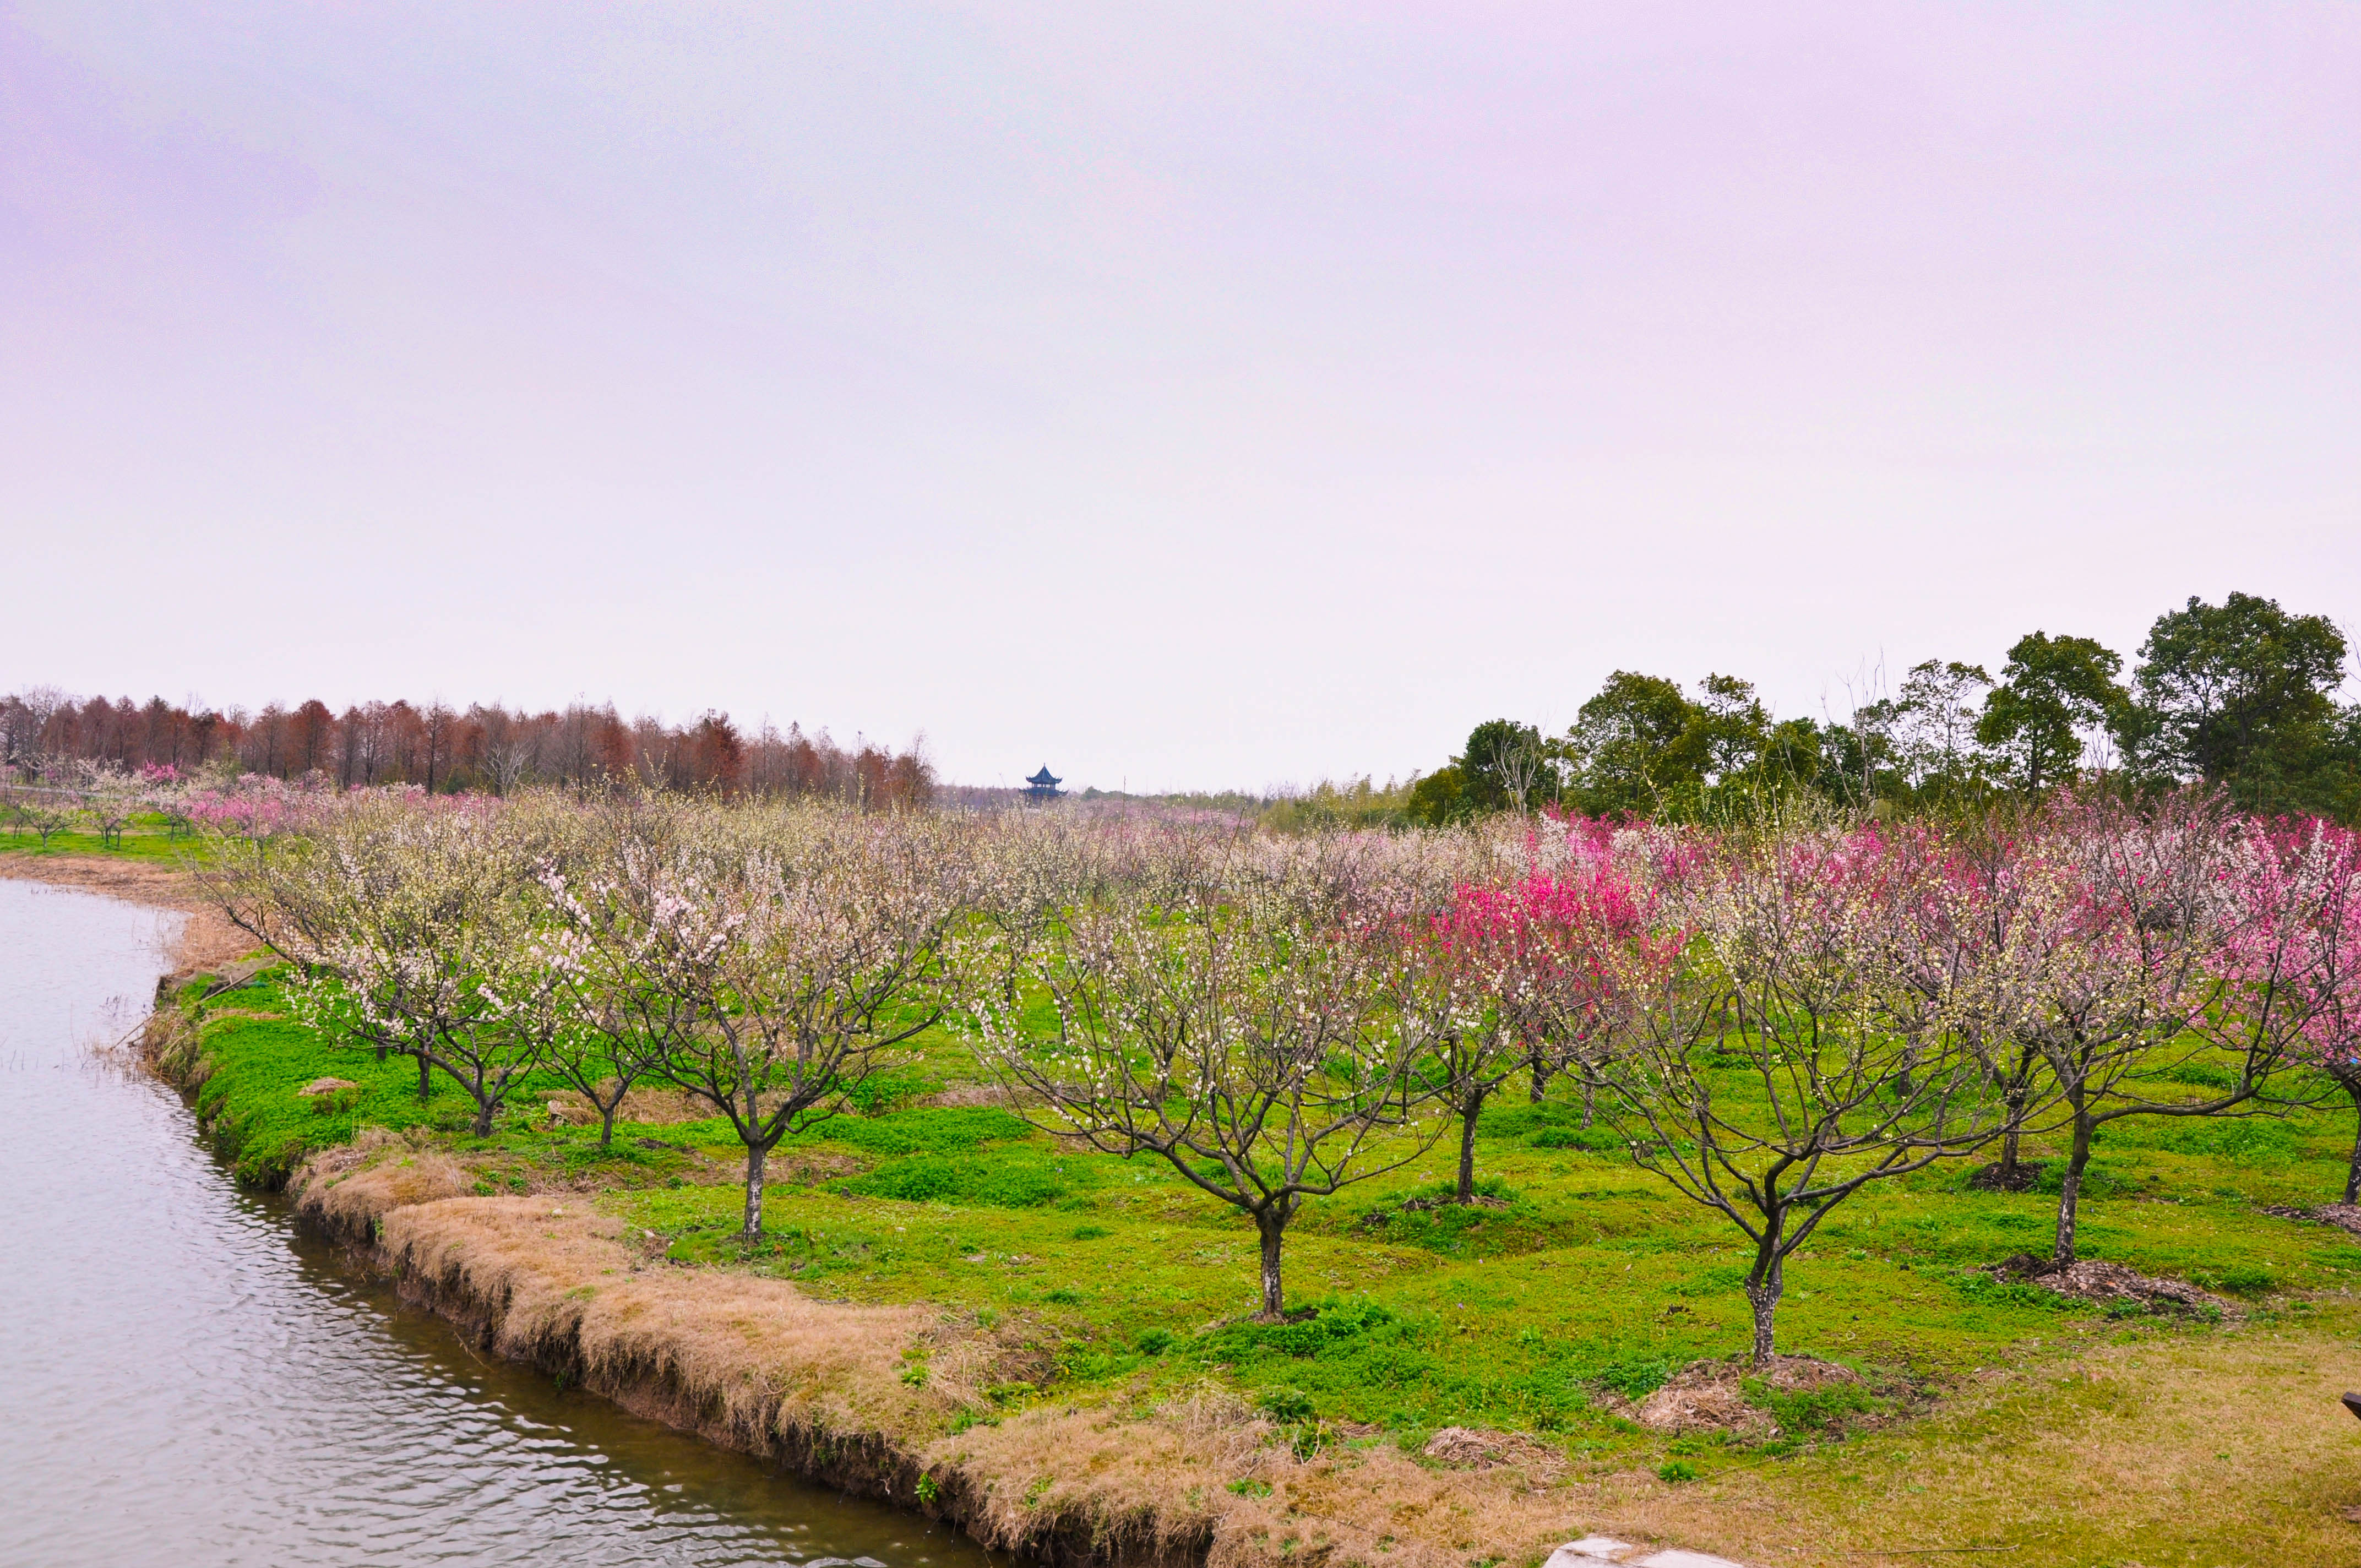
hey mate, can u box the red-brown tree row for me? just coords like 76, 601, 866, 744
0, 687, 930, 805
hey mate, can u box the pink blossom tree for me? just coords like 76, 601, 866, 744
1602, 815, 2017, 1365
2210, 818, 2361, 1201
2008, 792, 2275, 1265
1397, 837, 1673, 1202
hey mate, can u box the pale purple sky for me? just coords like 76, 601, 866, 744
4, 3, 2355, 791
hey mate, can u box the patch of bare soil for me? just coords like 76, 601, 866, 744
1421, 1426, 1565, 1480
1992, 1254, 2239, 1315
923, 1081, 1016, 1109
1616, 1355, 1861, 1439
542, 1086, 709, 1127
1966, 1159, 2047, 1193
2262, 1202, 2361, 1239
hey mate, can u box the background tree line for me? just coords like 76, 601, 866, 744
0, 689, 932, 807
1408, 591, 2361, 826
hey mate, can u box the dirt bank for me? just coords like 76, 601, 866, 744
281, 1133, 1618, 1568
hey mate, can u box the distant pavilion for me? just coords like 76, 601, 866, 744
1021, 766, 1065, 803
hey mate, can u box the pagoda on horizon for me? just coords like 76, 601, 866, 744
1021, 765, 1064, 803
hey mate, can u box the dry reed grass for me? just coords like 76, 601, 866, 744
279, 1142, 1631, 1568
930, 1377, 1604, 1568
542, 1086, 709, 1125
293, 1129, 475, 1241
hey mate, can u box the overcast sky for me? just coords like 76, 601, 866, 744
4, 3, 2355, 791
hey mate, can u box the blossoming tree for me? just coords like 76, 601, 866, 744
965, 831, 1445, 1321
1603, 816, 2018, 1364
627, 807, 981, 1241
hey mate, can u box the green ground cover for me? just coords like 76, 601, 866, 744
177, 959, 2361, 1495
0, 814, 207, 865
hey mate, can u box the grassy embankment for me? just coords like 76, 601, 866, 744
151, 950, 2361, 1568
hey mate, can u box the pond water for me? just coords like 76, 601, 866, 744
0, 878, 999, 1567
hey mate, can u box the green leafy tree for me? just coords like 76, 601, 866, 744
1564, 672, 1703, 815
1405, 764, 1467, 826
1894, 659, 1994, 804
1691, 674, 1770, 784
1460, 718, 1555, 813
2122, 593, 2354, 816
1977, 633, 2126, 797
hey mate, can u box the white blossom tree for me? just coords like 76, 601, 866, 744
964, 832, 1446, 1321
217, 796, 546, 1135
1603, 817, 2017, 1364
629, 806, 981, 1240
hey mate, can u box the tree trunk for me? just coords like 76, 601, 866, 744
740, 1141, 768, 1241
1455, 1086, 1487, 1202
471, 1093, 497, 1138
599, 1098, 618, 1150
2052, 1095, 2093, 1265
1529, 1050, 1547, 1104
1254, 1207, 1288, 1322
1744, 1256, 1783, 1366
416, 1050, 432, 1102
1580, 1074, 1597, 1130
1996, 1060, 2032, 1185
2343, 1077, 2361, 1206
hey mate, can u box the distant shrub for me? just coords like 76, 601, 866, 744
1741, 1375, 1877, 1434
1594, 1359, 1672, 1400
836, 1151, 1067, 1207
841, 1068, 938, 1115
804, 1106, 1030, 1156
1531, 1125, 1623, 1152
1204, 1299, 1400, 1360
1946, 1271, 2090, 1311
2161, 1118, 2299, 1166
1256, 1387, 1315, 1422
2199, 1264, 2276, 1297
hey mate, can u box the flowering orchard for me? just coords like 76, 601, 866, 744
201, 787, 2361, 1363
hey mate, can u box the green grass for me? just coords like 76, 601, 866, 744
170, 963, 2361, 1561
0, 816, 211, 865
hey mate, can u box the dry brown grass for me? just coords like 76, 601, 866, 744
1574, 1322, 2361, 1568
280, 1139, 1636, 1568
944, 1397, 1593, 1568
541, 1085, 711, 1126
294, 1129, 476, 1240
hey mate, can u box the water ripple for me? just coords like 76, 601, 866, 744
0, 880, 993, 1568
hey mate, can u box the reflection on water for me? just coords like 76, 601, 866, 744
0, 878, 997, 1567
